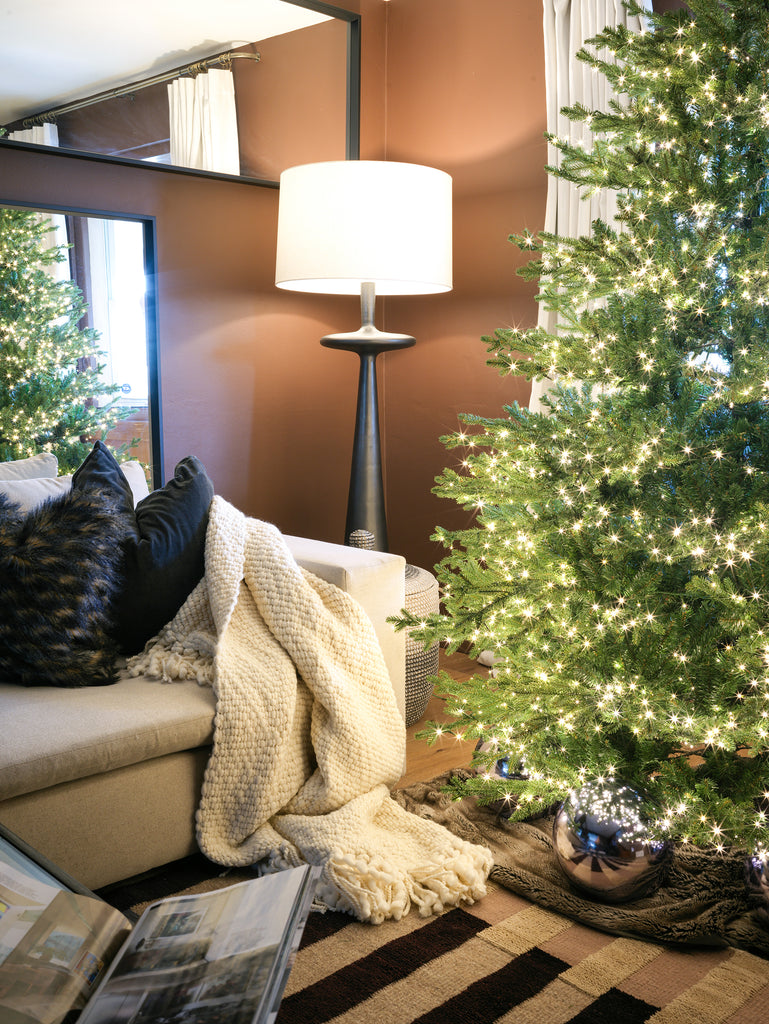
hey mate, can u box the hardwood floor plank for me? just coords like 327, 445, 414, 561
396, 649, 486, 788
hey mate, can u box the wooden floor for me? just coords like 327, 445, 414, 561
395, 649, 486, 789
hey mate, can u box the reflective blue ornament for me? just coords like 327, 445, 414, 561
553, 779, 673, 904
474, 739, 526, 819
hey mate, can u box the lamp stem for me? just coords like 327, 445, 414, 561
360, 280, 376, 327
320, 284, 415, 551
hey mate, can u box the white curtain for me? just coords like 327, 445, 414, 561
8, 122, 59, 146
529, 0, 651, 412
8, 124, 68, 280
167, 68, 240, 175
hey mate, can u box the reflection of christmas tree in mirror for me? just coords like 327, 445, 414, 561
570, 780, 648, 847
745, 852, 769, 920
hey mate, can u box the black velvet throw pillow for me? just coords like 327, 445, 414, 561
111, 456, 214, 656
0, 488, 131, 687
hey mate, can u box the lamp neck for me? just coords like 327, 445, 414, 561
360, 281, 377, 328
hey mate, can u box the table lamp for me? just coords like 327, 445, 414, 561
275, 159, 452, 551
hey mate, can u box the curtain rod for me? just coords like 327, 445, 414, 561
19, 50, 260, 128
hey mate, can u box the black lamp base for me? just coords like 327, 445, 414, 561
321, 325, 414, 551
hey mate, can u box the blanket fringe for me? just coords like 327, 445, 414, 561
253, 834, 492, 925
324, 850, 410, 923
407, 844, 491, 917
323, 840, 492, 924
128, 638, 214, 685
127, 577, 217, 685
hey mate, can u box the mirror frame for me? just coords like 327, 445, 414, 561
0, 200, 164, 488
0, 1, 361, 184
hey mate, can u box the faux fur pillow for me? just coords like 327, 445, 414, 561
0, 488, 131, 687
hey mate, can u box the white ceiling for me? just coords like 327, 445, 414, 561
0, 0, 330, 124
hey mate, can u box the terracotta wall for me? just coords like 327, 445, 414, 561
0, 0, 547, 574
350, 0, 546, 570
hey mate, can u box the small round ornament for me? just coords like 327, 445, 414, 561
553, 779, 673, 904
474, 740, 527, 819
474, 739, 521, 780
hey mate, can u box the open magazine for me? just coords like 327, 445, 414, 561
0, 824, 319, 1024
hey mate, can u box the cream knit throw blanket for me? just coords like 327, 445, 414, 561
129, 496, 491, 923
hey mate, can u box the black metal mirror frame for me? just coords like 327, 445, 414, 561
0, 201, 164, 489
0, 0, 362, 183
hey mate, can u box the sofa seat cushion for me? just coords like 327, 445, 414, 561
0, 670, 216, 800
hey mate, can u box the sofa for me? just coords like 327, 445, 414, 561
0, 451, 406, 889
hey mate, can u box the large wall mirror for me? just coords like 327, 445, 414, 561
0, 203, 163, 488
0, 0, 360, 181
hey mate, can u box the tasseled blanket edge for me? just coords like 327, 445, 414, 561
127, 630, 215, 686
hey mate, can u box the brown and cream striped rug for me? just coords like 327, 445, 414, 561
103, 768, 769, 1024
278, 882, 769, 1024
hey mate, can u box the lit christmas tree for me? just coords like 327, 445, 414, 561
0, 207, 128, 472
399, 0, 769, 856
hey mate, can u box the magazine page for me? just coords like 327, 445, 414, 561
78, 864, 319, 1024
0, 834, 132, 1024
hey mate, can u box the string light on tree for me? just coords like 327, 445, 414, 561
394, 0, 769, 859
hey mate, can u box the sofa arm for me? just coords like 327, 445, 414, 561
285, 536, 406, 722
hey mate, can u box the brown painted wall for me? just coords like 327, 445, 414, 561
0, 0, 546, 574
375, 0, 546, 569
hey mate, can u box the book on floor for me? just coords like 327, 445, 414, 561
0, 822, 319, 1024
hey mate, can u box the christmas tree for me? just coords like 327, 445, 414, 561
0, 206, 129, 472
399, 0, 769, 856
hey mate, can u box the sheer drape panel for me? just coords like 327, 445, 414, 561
168, 77, 198, 169
530, 0, 650, 412
8, 124, 68, 281
8, 123, 59, 146
167, 68, 240, 175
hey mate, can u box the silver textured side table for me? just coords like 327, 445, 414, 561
403, 564, 440, 726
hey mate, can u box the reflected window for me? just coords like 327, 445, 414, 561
80, 218, 149, 411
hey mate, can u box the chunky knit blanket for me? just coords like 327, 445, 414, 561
129, 496, 491, 923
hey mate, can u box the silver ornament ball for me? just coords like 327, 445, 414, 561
553, 779, 673, 904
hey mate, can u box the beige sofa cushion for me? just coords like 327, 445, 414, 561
0, 669, 215, 800
0, 460, 149, 511
0, 453, 58, 479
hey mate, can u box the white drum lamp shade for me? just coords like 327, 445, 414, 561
275, 160, 452, 295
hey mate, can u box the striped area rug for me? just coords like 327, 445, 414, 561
277, 882, 769, 1024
